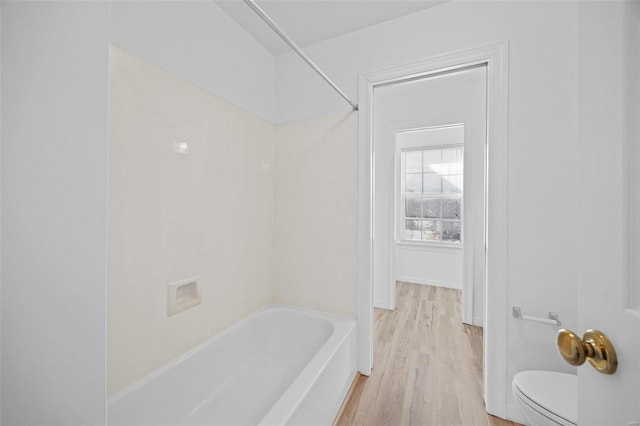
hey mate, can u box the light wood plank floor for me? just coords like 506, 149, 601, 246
335, 282, 520, 426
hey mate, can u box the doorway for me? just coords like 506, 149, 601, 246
356, 44, 509, 417
372, 65, 487, 330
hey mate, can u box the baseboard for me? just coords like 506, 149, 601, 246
373, 299, 395, 310
472, 315, 484, 327
395, 275, 462, 290
505, 402, 526, 425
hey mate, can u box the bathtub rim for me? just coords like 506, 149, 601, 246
106, 303, 355, 409
258, 308, 356, 425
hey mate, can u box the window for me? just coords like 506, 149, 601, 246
398, 125, 464, 244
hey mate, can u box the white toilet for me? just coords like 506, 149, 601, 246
512, 370, 577, 426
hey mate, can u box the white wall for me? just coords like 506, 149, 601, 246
110, 1, 276, 122
276, 1, 580, 420
108, 46, 275, 395
1, 2, 110, 424
394, 246, 462, 289
274, 113, 358, 318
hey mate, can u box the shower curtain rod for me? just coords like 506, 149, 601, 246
242, 0, 359, 111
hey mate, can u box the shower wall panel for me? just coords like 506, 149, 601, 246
273, 113, 357, 318
108, 46, 275, 395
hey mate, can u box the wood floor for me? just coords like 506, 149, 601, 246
335, 282, 520, 426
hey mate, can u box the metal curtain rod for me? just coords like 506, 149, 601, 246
242, 0, 359, 111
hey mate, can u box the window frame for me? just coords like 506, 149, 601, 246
395, 124, 465, 249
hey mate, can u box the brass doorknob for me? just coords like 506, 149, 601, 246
556, 329, 617, 374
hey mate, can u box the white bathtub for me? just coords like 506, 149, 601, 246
107, 305, 357, 426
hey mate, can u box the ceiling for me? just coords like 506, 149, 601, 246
216, 0, 448, 55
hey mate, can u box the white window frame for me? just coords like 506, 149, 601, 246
395, 124, 465, 249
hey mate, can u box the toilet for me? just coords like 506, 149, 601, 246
512, 370, 577, 426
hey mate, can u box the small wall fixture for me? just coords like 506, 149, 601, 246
173, 140, 190, 154
167, 277, 201, 316
512, 306, 561, 326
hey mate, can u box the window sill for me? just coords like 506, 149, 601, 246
396, 240, 463, 252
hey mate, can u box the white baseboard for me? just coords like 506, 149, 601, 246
472, 315, 484, 327
505, 402, 526, 425
373, 299, 395, 310
395, 275, 462, 290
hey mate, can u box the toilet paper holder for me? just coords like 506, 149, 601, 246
512, 306, 561, 326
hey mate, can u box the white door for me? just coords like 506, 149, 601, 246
371, 65, 486, 326
576, 1, 640, 424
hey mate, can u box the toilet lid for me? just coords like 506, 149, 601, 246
513, 370, 577, 425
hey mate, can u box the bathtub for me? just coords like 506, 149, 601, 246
107, 305, 357, 426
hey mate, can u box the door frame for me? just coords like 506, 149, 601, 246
356, 43, 509, 417
375, 68, 487, 323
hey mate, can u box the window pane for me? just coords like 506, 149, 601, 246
455, 148, 464, 173
442, 221, 461, 242
441, 148, 457, 173
442, 175, 462, 193
442, 147, 464, 174
423, 174, 441, 193
404, 219, 422, 240
399, 133, 464, 246
423, 149, 442, 172
422, 220, 442, 241
422, 198, 441, 218
442, 198, 461, 219
405, 151, 422, 174
405, 198, 422, 218
406, 173, 422, 193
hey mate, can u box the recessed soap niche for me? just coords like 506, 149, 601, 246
167, 277, 201, 316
